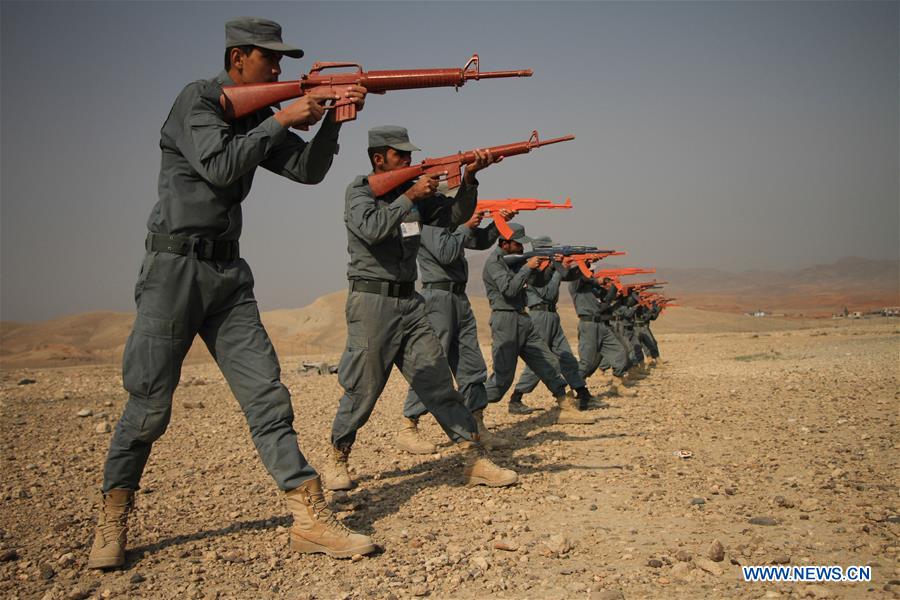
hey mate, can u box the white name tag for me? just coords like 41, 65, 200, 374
400, 222, 421, 238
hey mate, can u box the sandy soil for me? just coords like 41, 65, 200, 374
0, 317, 897, 599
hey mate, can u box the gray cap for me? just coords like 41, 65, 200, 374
368, 126, 421, 152
225, 17, 303, 59
532, 235, 553, 246
501, 222, 533, 244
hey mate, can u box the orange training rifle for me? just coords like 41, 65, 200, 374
219, 54, 533, 122
367, 130, 575, 197
475, 197, 573, 239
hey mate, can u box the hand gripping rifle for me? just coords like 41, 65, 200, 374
366, 131, 575, 197
475, 197, 574, 239
219, 54, 533, 122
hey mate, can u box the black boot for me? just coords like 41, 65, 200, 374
508, 391, 535, 415
576, 387, 609, 410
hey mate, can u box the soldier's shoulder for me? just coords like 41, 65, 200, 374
346, 175, 374, 199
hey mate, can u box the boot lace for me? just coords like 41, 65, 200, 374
97, 497, 132, 543
306, 491, 352, 536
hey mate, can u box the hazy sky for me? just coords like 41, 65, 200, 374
1, 1, 897, 322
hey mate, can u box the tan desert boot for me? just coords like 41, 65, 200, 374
473, 409, 512, 449
555, 390, 596, 424
460, 441, 518, 487
87, 489, 134, 570
610, 375, 638, 397
286, 476, 377, 559
628, 365, 648, 380
395, 417, 437, 455
323, 446, 354, 491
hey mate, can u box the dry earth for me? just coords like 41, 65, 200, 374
0, 312, 898, 600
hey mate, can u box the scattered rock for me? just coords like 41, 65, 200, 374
39, 563, 55, 580
57, 553, 75, 567
706, 539, 725, 562
690, 497, 706, 506
129, 573, 145, 584
471, 556, 489, 571
17, 378, 37, 385
771, 553, 791, 564
675, 550, 692, 562
493, 541, 518, 552
76, 409, 92, 418
411, 584, 429, 597
546, 534, 573, 555
182, 401, 205, 409
0, 549, 18, 562
694, 557, 724, 576
803, 584, 834, 598
749, 516, 778, 526
590, 590, 625, 600
670, 562, 692, 581
774, 496, 795, 508
647, 558, 663, 568
94, 422, 111, 434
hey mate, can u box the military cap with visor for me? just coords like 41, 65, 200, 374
368, 126, 421, 152
225, 17, 304, 59
501, 222, 533, 245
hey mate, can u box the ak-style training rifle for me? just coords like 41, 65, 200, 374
366, 131, 575, 197
219, 54, 532, 121
504, 245, 626, 277
475, 197, 573, 239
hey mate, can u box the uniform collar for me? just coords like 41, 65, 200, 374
215, 70, 237, 86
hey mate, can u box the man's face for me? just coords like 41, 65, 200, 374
236, 47, 282, 84
500, 239, 524, 255
374, 148, 413, 173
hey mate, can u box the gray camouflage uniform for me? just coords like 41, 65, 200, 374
331, 174, 480, 450
482, 247, 569, 402
103, 70, 341, 493
403, 222, 500, 418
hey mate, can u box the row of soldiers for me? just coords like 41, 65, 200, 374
87, 17, 668, 569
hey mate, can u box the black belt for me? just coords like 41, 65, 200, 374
350, 279, 415, 298
496, 308, 528, 315
529, 303, 557, 312
579, 315, 608, 323
146, 233, 239, 262
424, 281, 466, 295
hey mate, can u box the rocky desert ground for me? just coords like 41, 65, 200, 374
1, 306, 898, 600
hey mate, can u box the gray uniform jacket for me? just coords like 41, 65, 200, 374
148, 70, 341, 240
345, 179, 478, 282
526, 264, 579, 307
418, 224, 499, 283
568, 278, 618, 318
483, 248, 550, 312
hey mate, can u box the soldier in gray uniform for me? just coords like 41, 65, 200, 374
482, 225, 594, 425
325, 126, 518, 492
635, 300, 662, 367
509, 237, 607, 413
88, 18, 376, 569
568, 275, 636, 397
612, 289, 649, 379
398, 209, 517, 454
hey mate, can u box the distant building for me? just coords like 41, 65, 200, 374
882, 307, 900, 317
748, 310, 768, 317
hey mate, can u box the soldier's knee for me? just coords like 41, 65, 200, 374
118, 397, 172, 444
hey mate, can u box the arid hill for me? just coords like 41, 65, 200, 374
0, 291, 876, 370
